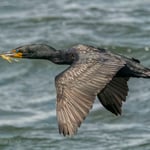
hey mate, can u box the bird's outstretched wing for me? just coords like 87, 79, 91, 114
97, 77, 129, 115
55, 53, 125, 136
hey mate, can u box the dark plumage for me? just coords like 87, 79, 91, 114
2, 44, 150, 136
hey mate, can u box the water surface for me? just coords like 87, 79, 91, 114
0, 0, 150, 150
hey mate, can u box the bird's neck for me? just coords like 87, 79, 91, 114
49, 50, 73, 65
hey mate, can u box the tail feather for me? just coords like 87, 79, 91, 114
140, 68, 150, 78
127, 62, 150, 78
117, 60, 150, 78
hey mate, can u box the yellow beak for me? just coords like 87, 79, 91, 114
9, 52, 23, 58
0, 50, 23, 63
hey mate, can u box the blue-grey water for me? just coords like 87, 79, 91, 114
0, 0, 150, 150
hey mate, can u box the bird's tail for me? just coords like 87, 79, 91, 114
139, 67, 150, 78
127, 62, 150, 78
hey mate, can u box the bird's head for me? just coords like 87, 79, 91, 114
3, 44, 57, 60
1, 44, 74, 64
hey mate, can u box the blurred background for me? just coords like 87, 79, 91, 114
0, 0, 150, 150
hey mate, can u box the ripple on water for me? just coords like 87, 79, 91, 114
0, 0, 150, 149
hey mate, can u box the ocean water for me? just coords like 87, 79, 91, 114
0, 0, 150, 150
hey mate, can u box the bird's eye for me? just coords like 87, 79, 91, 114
70, 53, 74, 59
16, 49, 20, 53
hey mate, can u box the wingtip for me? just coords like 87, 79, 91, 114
58, 123, 78, 137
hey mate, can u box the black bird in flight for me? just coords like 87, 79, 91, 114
1, 44, 150, 136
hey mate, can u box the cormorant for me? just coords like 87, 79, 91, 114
1, 44, 150, 136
